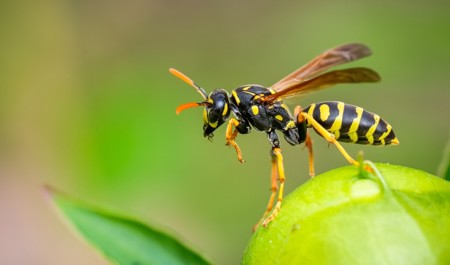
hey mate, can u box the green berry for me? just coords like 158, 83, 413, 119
243, 163, 450, 265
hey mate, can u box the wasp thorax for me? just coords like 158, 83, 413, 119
202, 89, 231, 138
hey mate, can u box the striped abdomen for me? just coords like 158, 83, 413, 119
302, 101, 398, 145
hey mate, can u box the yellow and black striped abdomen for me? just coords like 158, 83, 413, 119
303, 101, 398, 146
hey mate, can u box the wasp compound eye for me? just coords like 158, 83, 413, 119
207, 99, 226, 122
202, 89, 231, 138
208, 89, 230, 121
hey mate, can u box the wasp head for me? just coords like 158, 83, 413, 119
171, 68, 231, 140
202, 89, 230, 139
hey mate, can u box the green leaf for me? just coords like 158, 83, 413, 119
243, 163, 450, 265
46, 186, 211, 265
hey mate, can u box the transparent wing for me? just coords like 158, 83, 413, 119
270, 43, 373, 92
263, 67, 380, 103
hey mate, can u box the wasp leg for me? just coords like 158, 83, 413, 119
300, 112, 359, 167
253, 153, 279, 231
305, 132, 315, 177
262, 147, 286, 227
225, 118, 244, 163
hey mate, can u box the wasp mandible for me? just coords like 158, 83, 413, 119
170, 43, 399, 229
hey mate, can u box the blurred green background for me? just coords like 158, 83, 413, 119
1, 1, 449, 264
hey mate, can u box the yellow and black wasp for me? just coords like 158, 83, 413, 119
170, 43, 399, 229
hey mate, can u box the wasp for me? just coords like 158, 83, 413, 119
170, 43, 399, 229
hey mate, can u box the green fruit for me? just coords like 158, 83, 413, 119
243, 163, 450, 265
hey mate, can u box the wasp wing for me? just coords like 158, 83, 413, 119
270, 43, 373, 92
263, 67, 380, 103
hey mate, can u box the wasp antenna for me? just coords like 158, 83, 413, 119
169, 68, 208, 99
176, 102, 204, 115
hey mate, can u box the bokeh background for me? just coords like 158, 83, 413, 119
1, 1, 449, 264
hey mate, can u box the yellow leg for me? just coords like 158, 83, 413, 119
252, 154, 279, 231
305, 132, 315, 177
262, 148, 286, 227
225, 118, 244, 163
300, 112, 359, 167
